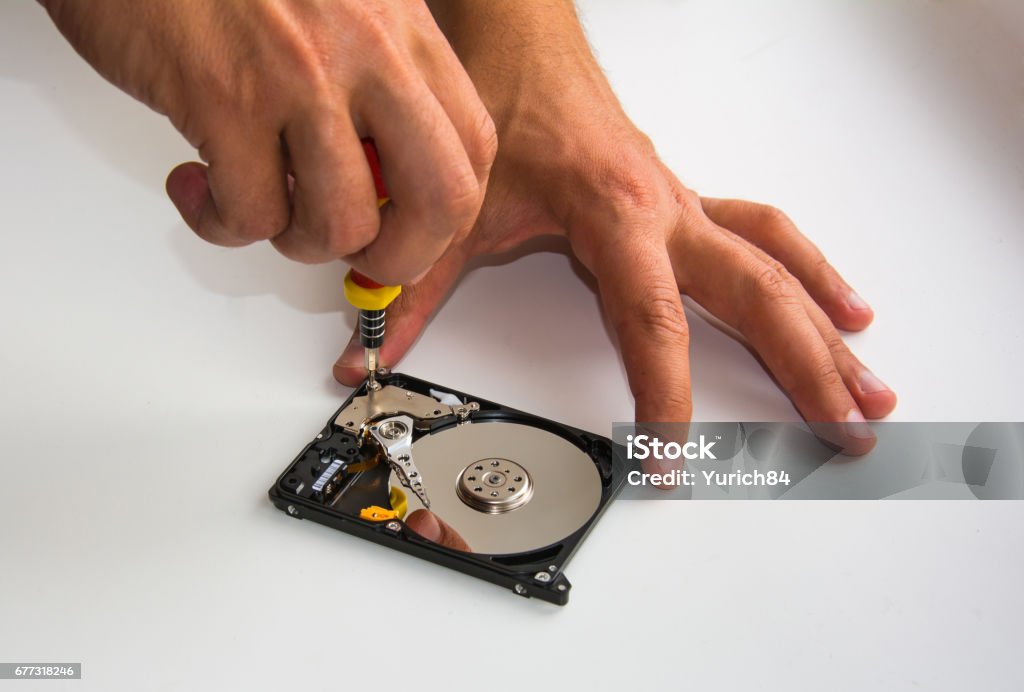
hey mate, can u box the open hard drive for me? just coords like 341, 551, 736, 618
269, 371, 628, 605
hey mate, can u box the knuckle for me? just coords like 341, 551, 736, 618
736, 261, 803, 335
322, 213, 378, 257
632, 130, 657, 155
671, 185, 703, 215
811, 252, 838, 281
332, 5, 394, 58
749, 262, 797, 302
754, 202, 793, 228
667, 186, 705, 240
636, 388, 693, 421
435, 164, 482, 222
661, 393, 694, 419
380, 58, 422, 99
810, 353, 841, 383
603, 164, 663, 218
360, 7, 396, 47
358, 13, 420, 80
619, 284, 689, 344
467, 108, 499, 172
762, 256, 792, 280
784, 353, 840, 399
824, 334, 850, 359
273, 37, 334, 104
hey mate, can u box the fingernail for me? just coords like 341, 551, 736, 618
859, 370, 890, 394
335, 335, 362, 369
847, 291, 871, 311
844, 409, 875, 439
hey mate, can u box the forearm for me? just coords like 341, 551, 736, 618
426, 0, 622, 124
427, 0, 584, 62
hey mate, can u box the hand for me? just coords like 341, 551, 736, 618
334, 1, 897, 451
405, 510, 471, 551
42, 0, 496, 284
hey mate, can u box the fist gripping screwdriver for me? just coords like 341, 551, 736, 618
343, 139, 401, 391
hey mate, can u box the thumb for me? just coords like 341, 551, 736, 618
333, 247, 468, 386
405, 509, 472, 552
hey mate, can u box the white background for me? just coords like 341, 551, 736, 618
2, 1, 1023, 690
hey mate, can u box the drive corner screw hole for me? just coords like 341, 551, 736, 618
286, 477, 298, 486
433, 409, 442, 415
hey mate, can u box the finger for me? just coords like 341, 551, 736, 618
270, 116, 380, 264
699, 197, 873, 331
801, 296, 898, 420
333, 246, 468, 386
668, 218, 874, 453
405, 509, 472, 552
165, 132, 289, 247
727, 232, 898, 420
350, 80, 482, 284
585, 230, 692, 423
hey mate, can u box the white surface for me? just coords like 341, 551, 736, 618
1, 1, 1022, 690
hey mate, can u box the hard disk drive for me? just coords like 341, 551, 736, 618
269, 372, 628, 605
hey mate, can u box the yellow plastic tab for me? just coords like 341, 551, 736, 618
343, 270, 402, 311
389, 486, 408, 520
359, 505, 399, 522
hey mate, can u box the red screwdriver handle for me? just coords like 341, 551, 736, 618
361, 138, 389, 204
350, 138, 391, 288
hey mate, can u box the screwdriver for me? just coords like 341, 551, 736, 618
343, 139, 401, 391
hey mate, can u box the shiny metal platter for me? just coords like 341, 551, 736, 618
396, 420, 603, 554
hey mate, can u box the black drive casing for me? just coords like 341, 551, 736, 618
268, 372, 629, 605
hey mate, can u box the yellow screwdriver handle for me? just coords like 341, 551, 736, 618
344, 270, 401, 311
